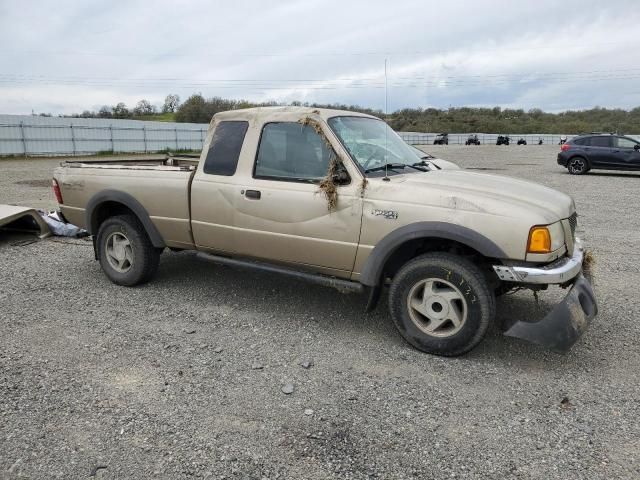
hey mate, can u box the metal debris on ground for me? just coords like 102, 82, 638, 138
38, 210, 88, 237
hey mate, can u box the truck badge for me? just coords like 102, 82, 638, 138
372, 209, 398, 220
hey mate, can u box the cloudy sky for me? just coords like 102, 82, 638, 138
1, 0, 639, 115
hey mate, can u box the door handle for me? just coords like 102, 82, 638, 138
245, 189, 261, 200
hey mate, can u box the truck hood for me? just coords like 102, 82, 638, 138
372, 170, 575, 224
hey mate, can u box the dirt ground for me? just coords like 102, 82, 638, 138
0, 146, 638, 479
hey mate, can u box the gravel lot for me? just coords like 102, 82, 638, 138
1, 147, 638, 479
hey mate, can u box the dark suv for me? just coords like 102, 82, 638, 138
433, 133, 449, 145
557, 134, 640, 174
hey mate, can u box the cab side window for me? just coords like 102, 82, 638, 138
203, 121, 249, 176
255, 123, 333, 182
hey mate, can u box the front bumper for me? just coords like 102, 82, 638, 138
492, 238, 584, 285
503, 273, 597, 352
492, 239, 598, 352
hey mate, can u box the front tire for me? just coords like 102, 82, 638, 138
388, 253, 495, 356
96, 214, 160, 286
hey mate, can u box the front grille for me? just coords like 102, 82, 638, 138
568, 212, 578, 237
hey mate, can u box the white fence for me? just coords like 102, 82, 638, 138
1, 114, 638, 156
0, 115, 208, 156
398, 132, 640, 145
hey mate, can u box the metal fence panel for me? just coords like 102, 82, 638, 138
0, 114, 208, 156
398, 132, 640, 146
1, 114, 638, 156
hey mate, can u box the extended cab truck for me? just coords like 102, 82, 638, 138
53, 107, 598, 356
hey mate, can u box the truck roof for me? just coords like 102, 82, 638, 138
212, 106, 380, 123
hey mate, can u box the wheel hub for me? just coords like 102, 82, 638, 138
426, 295, 449, 319
407, 278, 468, 338
105, 232, 134, 273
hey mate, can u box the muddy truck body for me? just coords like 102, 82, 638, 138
53, 107, 597, 356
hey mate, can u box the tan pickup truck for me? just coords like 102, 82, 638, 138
53, 107, 597, 356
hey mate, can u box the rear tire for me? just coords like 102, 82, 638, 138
567, 156, 589, 175
96, 214, 160, 286
388, 253, 495, 356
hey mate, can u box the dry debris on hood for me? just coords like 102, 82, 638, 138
298, 116, 340, 212
319, 157, 339, 211
360, 178, 368, 196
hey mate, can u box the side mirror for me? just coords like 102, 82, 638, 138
332, 166, 350, 185
634, 144, 640, 151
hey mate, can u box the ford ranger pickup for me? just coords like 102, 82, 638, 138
52, 107, 598, 356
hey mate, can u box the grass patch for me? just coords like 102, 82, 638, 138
131, 113, 177, 122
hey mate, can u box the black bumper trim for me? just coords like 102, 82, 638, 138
504, 273, 598, 353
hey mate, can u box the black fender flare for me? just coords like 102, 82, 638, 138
359, 221, 506, 287
85, 190, 165, 248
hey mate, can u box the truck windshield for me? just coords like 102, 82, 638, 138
328, 116, 427, 175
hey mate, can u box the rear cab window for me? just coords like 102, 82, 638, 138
254, 122, 335, 183
203, 121, 249, 176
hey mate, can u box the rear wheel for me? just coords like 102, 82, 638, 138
96, 214, 160, 286
567, 157, 589, 175
388, 253, 495, 356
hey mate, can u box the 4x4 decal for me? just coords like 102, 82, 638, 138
372, 209, 398, 220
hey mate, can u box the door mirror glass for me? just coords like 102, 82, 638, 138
332, 166, 350, 185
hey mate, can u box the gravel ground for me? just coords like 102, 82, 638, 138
1, 147, 638, 479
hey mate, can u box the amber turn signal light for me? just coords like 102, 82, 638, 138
527, 227, 551, 253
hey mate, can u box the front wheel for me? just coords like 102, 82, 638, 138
388, 253, 495, 356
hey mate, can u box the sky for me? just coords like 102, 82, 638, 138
1, 0, 639, 115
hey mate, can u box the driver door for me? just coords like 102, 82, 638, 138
231, 121, 363, 276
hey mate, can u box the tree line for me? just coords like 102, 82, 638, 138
56, 93, 640, 134
65, 94, 181, 119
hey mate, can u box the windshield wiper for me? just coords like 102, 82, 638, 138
412, 160, 436, 170
364, 163, 407, 174
406, 163, 429, 172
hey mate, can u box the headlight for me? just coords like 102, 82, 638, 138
527, 222, 564, 253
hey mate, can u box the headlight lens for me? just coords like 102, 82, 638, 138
527, 222, 564, 253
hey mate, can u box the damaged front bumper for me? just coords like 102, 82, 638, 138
492, 239, 598, 352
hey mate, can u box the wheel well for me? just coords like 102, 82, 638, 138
91, 201, 136, 233
381, 237, 496, 285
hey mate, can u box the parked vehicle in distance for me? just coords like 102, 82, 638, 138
408, 145, 460, 170
496, 135, 510, 146
465, 134, 481, 145
517, 138, 527, 145
433, 133, 449, 145
53, 107, 597, 356
557, 133, 640, 174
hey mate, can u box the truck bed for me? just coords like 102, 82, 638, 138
61, 155, 199, 172
54, 155, 198, 249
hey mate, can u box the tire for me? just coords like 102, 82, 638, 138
567, 156, 589, 175
388, 253, 495, 356
96, 214, 160, 286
